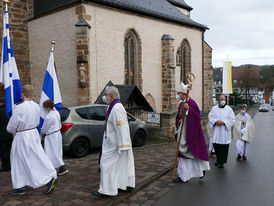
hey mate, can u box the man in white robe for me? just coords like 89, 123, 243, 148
7, 85, 57, 195
208, 95, 235, 168
41, 99, 68, 176
92, 86, 135, 198
233, 104, 255, 160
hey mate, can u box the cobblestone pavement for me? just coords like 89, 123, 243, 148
0, 141, 176, 206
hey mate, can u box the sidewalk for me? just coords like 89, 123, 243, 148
0, 142, 176, 206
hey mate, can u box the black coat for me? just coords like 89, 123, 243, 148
0, 105, 12, 140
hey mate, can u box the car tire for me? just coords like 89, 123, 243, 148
132, 129, 146, 147
70, 137, 90, 158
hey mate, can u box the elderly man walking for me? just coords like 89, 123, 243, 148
92, 86, 135, 198
174, 82, 210, 183
208, 95, 235, 168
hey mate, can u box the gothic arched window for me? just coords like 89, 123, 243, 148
124, 29, 142, 90
176, 39, 191, 84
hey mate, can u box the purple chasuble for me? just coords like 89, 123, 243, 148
105, 99, 121, 131
176, 98, 209, 161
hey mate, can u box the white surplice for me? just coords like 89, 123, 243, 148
233, 113, 255, 142
176, 111, 210, 182
41, 109, 64, 168
7, 100, 57, 189
233, 113, 255, 156
99, 103, 135, 196
208, 105, 235, 144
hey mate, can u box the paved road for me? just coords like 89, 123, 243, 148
154, 108, 274, 206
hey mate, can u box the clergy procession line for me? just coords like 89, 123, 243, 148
0, 82, 255, 201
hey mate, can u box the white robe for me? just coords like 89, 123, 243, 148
233, 113, 255, 156
233, 113, 255, 142
176, 112, 210, 182
236, 139, 250, 156
41, 109, 64, 168
7, 100, 57, 189
208, 105, 235, 144
99, 103, 135, 196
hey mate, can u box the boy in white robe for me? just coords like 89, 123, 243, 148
7, 85, 57, 195
41, 99, 68, 175
208, 95, 235, 168
233, 104, 255, 160
92, 86, 135, 198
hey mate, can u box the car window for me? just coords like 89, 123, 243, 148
75, 107, 90, 119
59, 107, 70, 122
88, 106, 107, 121
75, 106, 107, 121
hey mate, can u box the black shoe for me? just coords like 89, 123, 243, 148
58, 165, 69, 176
173, 176, 182, 183
46, 178, 57, 194
92, 191, 107, 198
215, 162, 219, 166
11, 187, 25, 196
236, 154, 242, 161
199, 171, 206, 179
126, 187, 134, 193
218, 164, 224, 169
242, 156, 247, 160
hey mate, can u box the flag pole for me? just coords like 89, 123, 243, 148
4, 0, 14, 112
51, 40, 58, 77
51, 40, 56, 52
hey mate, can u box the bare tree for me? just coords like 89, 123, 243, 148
237, 68, 260, 104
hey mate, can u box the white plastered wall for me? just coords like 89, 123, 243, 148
85, 4, 203, 112
28, 7, 78, 106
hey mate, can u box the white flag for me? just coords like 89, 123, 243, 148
38, 48, 62, 131
0, 7, 22, 117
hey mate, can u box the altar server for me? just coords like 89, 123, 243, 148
41, 99, 68, 175
233, 104, 255, 161
7, 84, 57, 195
208, 95, 235, 168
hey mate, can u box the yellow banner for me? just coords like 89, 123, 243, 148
222, 61, 233, 94
227, 61, 232, 94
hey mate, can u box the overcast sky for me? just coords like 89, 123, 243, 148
188, 0, 274, 67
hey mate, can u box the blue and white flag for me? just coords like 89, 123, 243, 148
0, 7, 22, 118
38, 48, 62, 131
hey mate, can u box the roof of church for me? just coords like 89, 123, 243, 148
33, 0, 207, 30
167, 0, 193, 11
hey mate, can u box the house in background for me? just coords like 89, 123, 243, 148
213, 65, 264, 104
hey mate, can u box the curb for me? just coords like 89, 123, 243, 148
104, 165, 174, 206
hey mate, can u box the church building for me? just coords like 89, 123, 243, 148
0, 0, 213, 113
